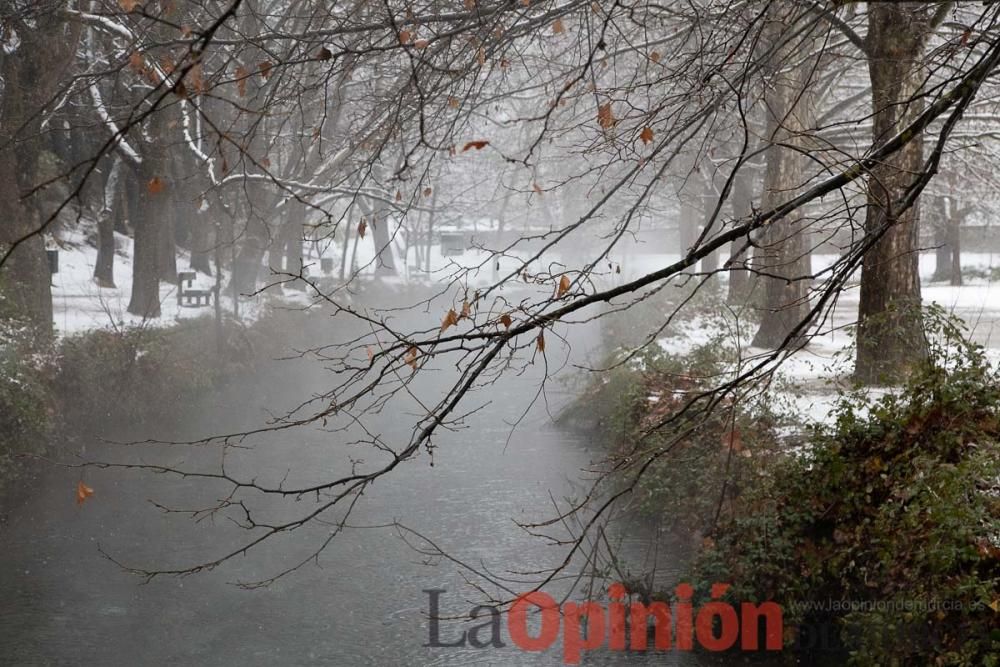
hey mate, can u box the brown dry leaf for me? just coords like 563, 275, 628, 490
597, 102, 616, 129
414, 39, 430, 49
316, 47, 332, 61
405, 345, 419, 370
187, 63, 204, 95
650, 51, 661, 63
260, 156, 271, 168
174, 81, 188, 99
557, 274, 571, 297
399, 30, 412, 45
462, 140, 489, 151
366, 346, 374, 362
235, 65, 248, 97
464, 0, 476, 7
119, 0, 138, 12
128, 51, 146, 74
532, 182, 543, 195
640, 126, 654, 145
536, 331, 545, 352
552, 18, 564, 34
500, 313, 512, 329
146, 177, 166, 195
76, 481, 95, 506
460, 300, 471, 319
423, 187, 433, 197
395, 190, 402, 201
520, 0, 530, 6
591, 1, 601, 12
448, 96, 460, 109
476, 47, 486, 66
258, 60, 273, 80
357, 218, 367, 238
440, 308, 459, 333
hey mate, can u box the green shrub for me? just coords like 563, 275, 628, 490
582, 328, 786, 537
691, 309, 1000, 666
54, 316, 254, 435
0, 318, 55, 489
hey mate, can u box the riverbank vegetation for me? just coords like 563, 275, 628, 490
0, 311, 275, 499
586, 306, 1000, 665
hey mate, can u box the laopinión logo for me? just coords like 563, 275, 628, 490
425, 582, 783, 664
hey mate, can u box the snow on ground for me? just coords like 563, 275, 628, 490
49, 223, 1000, 431
51, 227, 295, 336
648, 251, 1000, 430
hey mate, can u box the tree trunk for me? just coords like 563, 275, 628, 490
94, 157, 121, 288
127, 160, 165, 318
0, 11, 79, 332
370, 206, 398, 277
949, 211, 962, 286
678, 197, 700, 271
751, 12, 814, 349
190, 215, 214, 276
127, 111, 170, 318
855, 5, 930, 384
727, 168, 755, 304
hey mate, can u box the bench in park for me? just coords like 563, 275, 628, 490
177, 271, 212, 307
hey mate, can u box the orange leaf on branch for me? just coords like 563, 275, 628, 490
440, 308, 459, 333
235, 65, 249, 97
597, 102, 616, 129
462, 140, 489, 152
640, 126, 654, 145
557, 274, 571, 297
404, 346, 419, 370
357, 219, 367, 238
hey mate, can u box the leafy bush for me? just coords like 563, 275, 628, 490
691, 310, 1000, 666
54, 316, 255, 436
0, 318, 55, 489
582, 327, 786, 537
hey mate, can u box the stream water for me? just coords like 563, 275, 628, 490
0, 294, 746, 666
